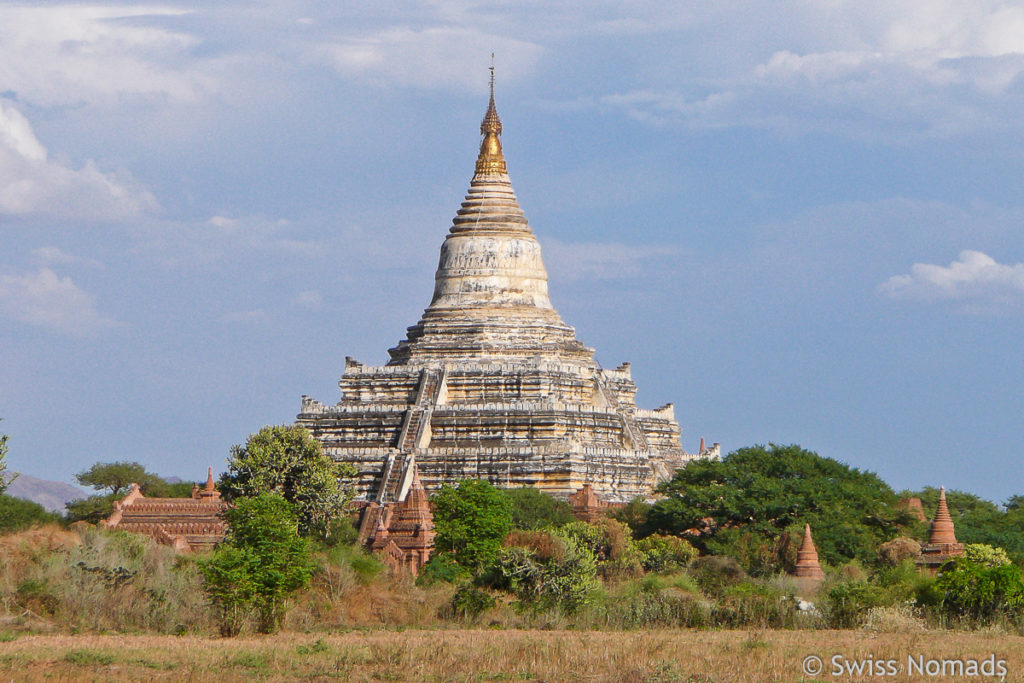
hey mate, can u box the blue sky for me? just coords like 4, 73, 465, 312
1, 2, 1022, 502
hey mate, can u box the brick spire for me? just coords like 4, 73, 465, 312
794, 523, 824, 580
199, 466, 221, 500
928, 486, 957, 545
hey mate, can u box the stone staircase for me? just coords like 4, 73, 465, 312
377, 368, 448, 503
597, 378, 649, 450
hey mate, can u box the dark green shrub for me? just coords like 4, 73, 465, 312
689, 555, 747, 598
637, 535, 698, 573
199, 494, 316, 635
0, 495, 61, 534
936, 556, 1024, 624
610, 497, 651, 536
65, 493, 120, 524
501, 487, 574, 530
417, 552, 469, 586
824, 580, 882, 628
450, 585, 495, 620
432, 479, 513, 570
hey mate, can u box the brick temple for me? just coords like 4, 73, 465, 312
101, 468, 227, 552
298, 72, 717, 508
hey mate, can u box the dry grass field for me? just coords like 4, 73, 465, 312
1, 628, 1023, 682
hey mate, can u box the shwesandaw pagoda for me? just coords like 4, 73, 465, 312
298, 69, 718, 507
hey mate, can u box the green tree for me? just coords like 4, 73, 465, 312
501, 486, 574, 530
75, 461, 161, 496
645, 444, 916, 573
219, 425, 356, 537
431, 479, 513, 570
199, 493, 316, 634
68, 461, 192, 523
64, 493, 121, 524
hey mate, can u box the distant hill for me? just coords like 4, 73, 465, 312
5, 474, 88, 513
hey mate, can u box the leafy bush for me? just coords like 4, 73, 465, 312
689, 556, 748, 599
0, 495, 61, 534
450, 585, 495, 620
416, 552, 469, 585
199, 494, 316, 635
824, 580, 882, 628
558, 518, 644, 580
963, 543, 1012, 568
935, 556, 1024, 624
490, 533, 598, 613
609, 497, 651, 536
501, 487, 574, 530
637, 535, 698, 573
431, 479, 513, 570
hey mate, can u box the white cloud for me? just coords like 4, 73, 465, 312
879, 250, 1024, 309
315, 27, 544, 91
0, 267, 121, 336
544, 239, 683, 282
0, 5, 211, 107
0, 100, 157, 220
594, 2, 1024, 139
31, 246, 103, 269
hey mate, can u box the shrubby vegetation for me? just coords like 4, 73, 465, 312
6, 440, 1024, 637
0, 495, 61, 534
643, 444, 921, 575
500, 486, 574, 530
218, 425, 357, 538
432, 479, 513, 570
200, 494, 316, 634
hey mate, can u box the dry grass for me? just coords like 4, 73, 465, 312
1, 629, 1023, 682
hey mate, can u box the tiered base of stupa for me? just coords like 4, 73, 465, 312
298, 358, 712, 504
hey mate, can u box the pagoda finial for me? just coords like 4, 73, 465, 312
475, 57, 507, 176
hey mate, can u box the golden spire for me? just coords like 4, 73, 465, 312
475, 56, 507, 176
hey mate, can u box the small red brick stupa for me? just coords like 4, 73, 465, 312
366, 463, 435, 575
917, 486, 964, 574
793, 523, 825, 582
101, 467, 227, 552
569, 484, 612, 522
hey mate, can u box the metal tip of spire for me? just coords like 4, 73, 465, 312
475, 55, 507, 176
